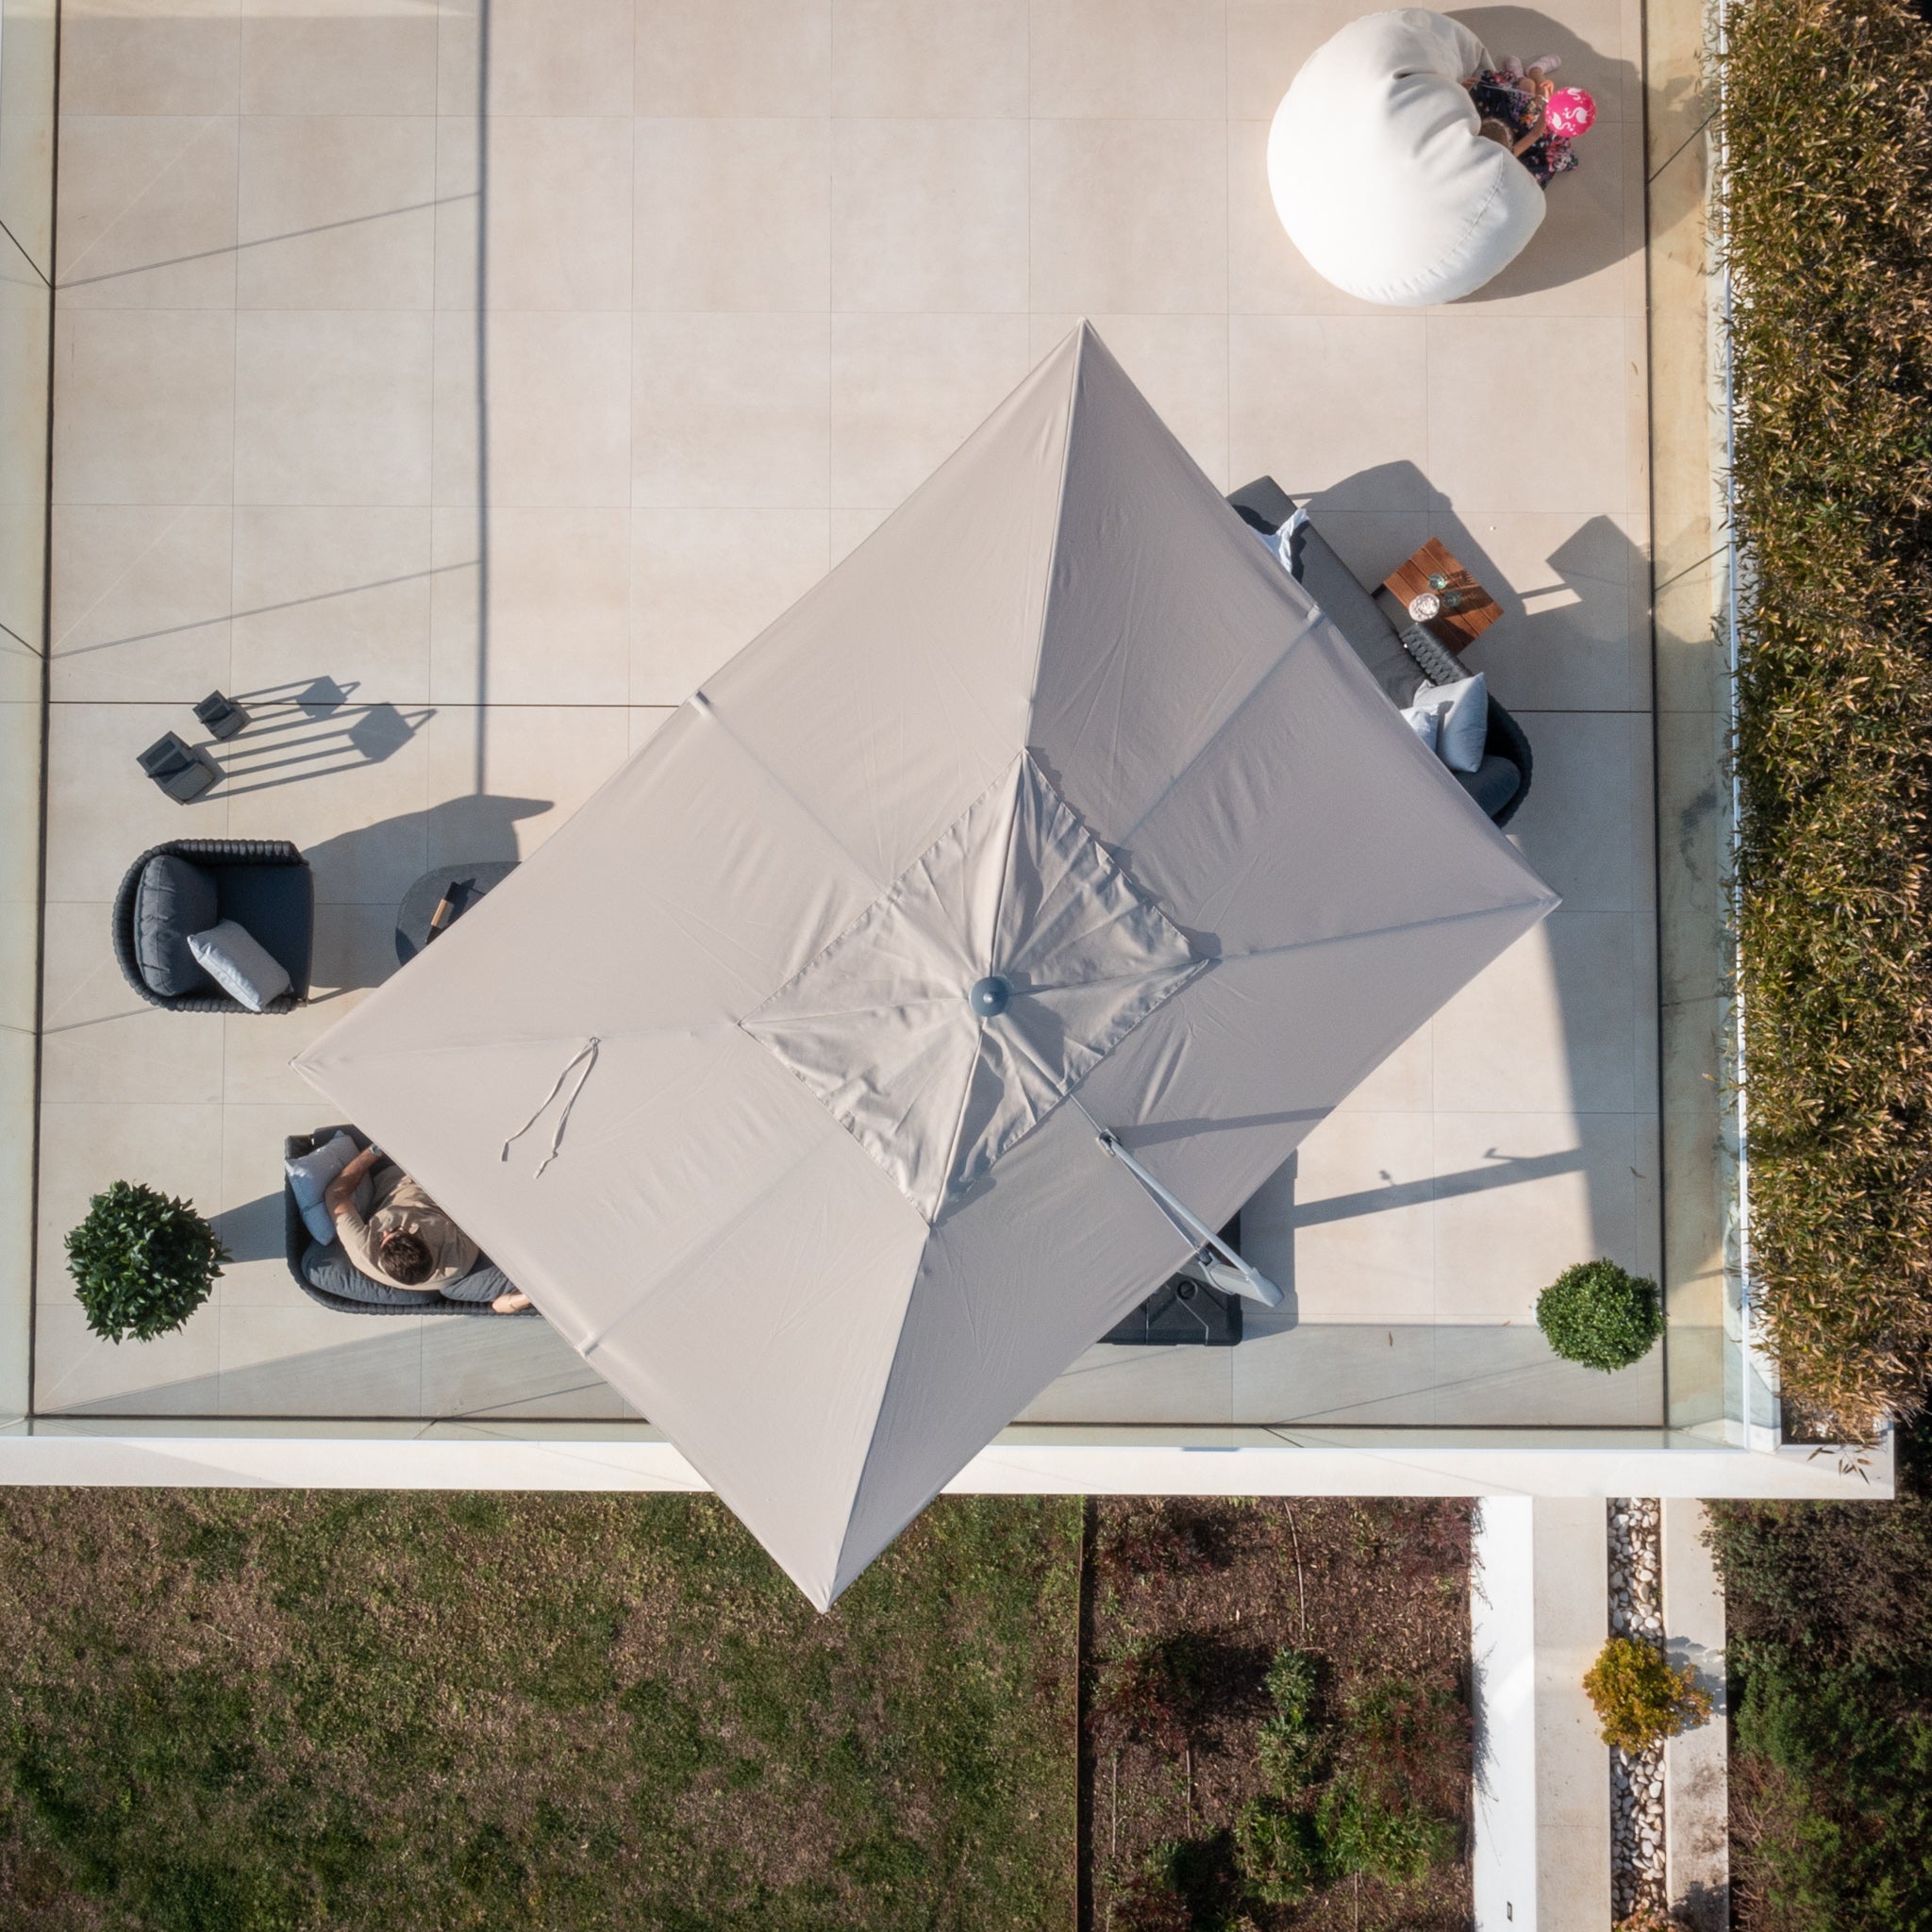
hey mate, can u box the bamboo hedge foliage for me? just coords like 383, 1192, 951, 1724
1724, 0, 1932, 1432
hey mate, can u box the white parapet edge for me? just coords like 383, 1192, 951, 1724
0, 1421, 1893, 1499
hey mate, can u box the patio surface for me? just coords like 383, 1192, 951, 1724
37, 0, 1657, 1425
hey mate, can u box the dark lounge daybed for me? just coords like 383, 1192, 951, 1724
1228, 478, 1533, 828
284, 1126, 539, 1316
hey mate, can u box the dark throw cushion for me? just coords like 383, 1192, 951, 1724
302, 1240, 440, 1309
303, 1239, 525, 1312
134, 854, 219, 996
1295, 525, 1424, 707
1454, 754, 1524, 819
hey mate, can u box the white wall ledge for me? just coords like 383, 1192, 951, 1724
0, 1418, 1890, 1500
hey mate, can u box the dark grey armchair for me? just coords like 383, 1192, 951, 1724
1228, 478, 1533, 828
112, 838, 314, 1013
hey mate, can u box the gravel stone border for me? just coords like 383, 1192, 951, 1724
1609, 1496, 1668, 1921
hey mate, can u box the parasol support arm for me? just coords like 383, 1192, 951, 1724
1093, 1125, 1285, 1308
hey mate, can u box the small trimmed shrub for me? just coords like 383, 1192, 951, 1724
1346, 1671, 1471, 1823
1317, 1777, 1457, 1885
1582, 1637, 1713, 1754
1234, 1799, 1326, 1905
1091, 1632, 1215, 1753
1256, 1648, 1324, 1794
1536, 1260, 1663, 1373
66, 1181, 226, 1342
1109, 1869, 1191, 1932
1092, 1500, 1220, 1589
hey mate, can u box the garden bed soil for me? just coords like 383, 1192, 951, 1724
1083, 1496, 1474, 1931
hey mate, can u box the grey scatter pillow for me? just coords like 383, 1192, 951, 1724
188, 918, 292, 1012
134, 855, 219, 997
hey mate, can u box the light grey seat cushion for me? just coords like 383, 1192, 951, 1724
286, 1131, 359, 1245
133, 854, 219, 997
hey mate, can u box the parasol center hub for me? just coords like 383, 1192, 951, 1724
970, 974, 1011, 1019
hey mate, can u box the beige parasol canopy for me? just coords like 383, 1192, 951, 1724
295, 324, 1557, 1607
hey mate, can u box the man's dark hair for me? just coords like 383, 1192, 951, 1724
379, 1230, 434, 1286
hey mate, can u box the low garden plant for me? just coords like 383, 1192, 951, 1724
1254, 1647, 1323, 1796
1707, 1422, 1932, 1930
1724, 0, 1932, 1432
1091, 1631, 1218, 1755
65, 1180, 226, 1342
1582, 1637, 1713, 1754
1535, 1260, 1663, 1373
1093, 1499, 1222, 1591
1232, 1650, 1465, 1907
1086, 1498, 1473, 1930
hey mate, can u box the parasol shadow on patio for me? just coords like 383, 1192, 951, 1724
294, 324, 1557, 1607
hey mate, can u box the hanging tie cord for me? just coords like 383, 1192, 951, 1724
501, 1037, 602, 1178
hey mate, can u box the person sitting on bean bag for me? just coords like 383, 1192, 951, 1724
1465, 55, 1597, 185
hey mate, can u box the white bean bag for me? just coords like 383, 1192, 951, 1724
1267, 8, 1545, 307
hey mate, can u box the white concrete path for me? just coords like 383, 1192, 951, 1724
1473, 1496, 1612, 1931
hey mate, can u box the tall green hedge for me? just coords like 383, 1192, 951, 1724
1725, 0, 1932, 1431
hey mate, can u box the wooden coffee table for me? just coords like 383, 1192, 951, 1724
1381, 538, 1502, 657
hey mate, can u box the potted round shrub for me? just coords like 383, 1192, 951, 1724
1535, 1258, 1662, 1372
66, 1181, 227, 1342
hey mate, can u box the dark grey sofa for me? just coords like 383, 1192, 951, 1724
284, 1126, 539, 1317
1228, 478, 1532, 828
113, 838, 314, 1012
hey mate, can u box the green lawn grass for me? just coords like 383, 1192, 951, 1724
0, 1491, 1077, 1931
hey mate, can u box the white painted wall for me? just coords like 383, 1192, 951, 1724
0, 1422, 1891, 1499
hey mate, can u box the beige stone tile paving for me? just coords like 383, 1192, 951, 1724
37, 0, 1658, 1426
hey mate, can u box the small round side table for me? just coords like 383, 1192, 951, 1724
394, 860, 517, 966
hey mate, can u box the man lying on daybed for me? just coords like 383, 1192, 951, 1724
325, 1144, 531, 1314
